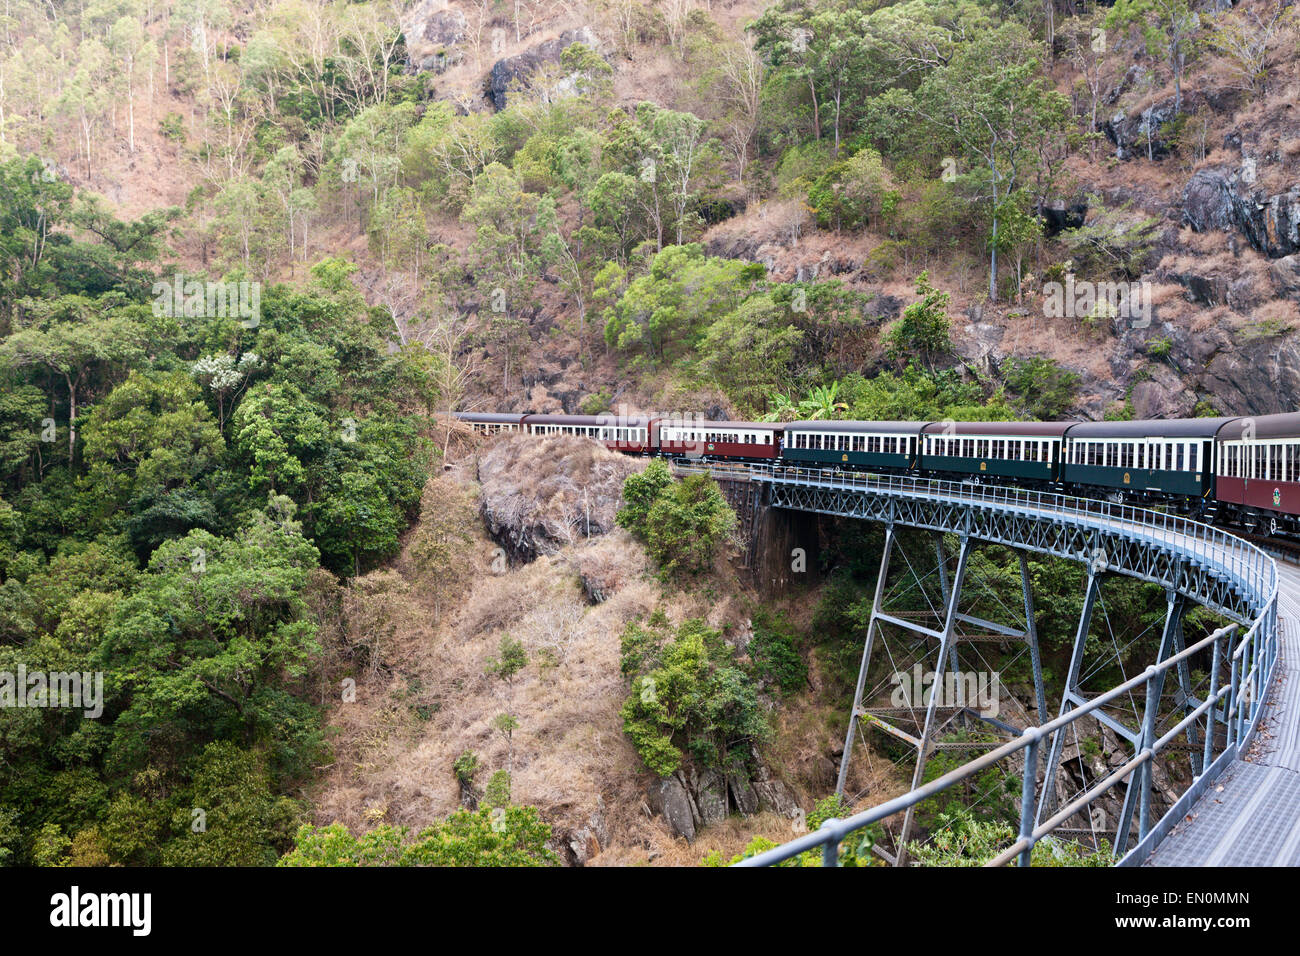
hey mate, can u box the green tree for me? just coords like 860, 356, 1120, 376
1106, 0, 1200, 115
618, 466, 737, 580
161, 742, 303, 866
0, 295, 146, 460
900, 23, 1071, 300
619, 617, 767, 777
102, 501, 324, 779
886, 272, 951, 370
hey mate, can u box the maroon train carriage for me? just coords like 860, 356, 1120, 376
521, 413, 655, 455
653, 420, 783, 461
1215, 412, 1300, 535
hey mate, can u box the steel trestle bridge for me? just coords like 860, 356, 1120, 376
671, 461, 1289, 867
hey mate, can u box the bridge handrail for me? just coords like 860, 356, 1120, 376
676, 461, 1276, 612
736, 622, 1258, 867
666, 460, 1279, 866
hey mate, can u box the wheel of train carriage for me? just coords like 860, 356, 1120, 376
1270, 516, 1279, 536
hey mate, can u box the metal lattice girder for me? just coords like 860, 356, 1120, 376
830, 524, 1049, 866
893, 535, 972, 866
671, 463, 1280, 867
759, 473, 1270, 624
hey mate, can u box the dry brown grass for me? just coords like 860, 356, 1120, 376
306, 435, 917, 864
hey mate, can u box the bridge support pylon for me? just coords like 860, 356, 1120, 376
1035, 579, 1207, 854
834, 529, 1048, 866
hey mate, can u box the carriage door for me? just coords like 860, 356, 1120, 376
1143, 439, 1159, 481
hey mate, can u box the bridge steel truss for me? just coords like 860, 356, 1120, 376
672, 462, 1279, 866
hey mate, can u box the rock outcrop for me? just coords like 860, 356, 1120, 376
1182, 168, 1300, 259
486, 27, 602, 111
1102, 90, 1239, 161
477, 433, 643, 564
1271, 255, 1300, 300
401, 0, 468, 73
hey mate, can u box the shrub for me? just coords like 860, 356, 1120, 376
453, 750, 479, 786
618, 463, 736, 579
886, 271, 951, 369
279, 807, 558, 867
619, 616, 767, 777
907, 806, 1113, 866
616, 459, 675, 533
749, 610, 807, 695
1001, 357, 1080, 420
483, 770, 512, 810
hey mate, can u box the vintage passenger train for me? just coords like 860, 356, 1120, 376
453, 411, 1300, 536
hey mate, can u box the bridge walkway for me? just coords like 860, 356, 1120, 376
1146, 559, 1300, 866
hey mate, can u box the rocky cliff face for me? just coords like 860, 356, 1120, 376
486, 27, 603, 111
401, 0, 469, 73
1183, 168, 1300, 260
476, 433, 644, 564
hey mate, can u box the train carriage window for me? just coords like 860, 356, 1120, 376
1189, 444, 1198, 472
1176, 444, 1185, 471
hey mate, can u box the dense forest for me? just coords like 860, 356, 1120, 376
0, 0, 1295, 866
